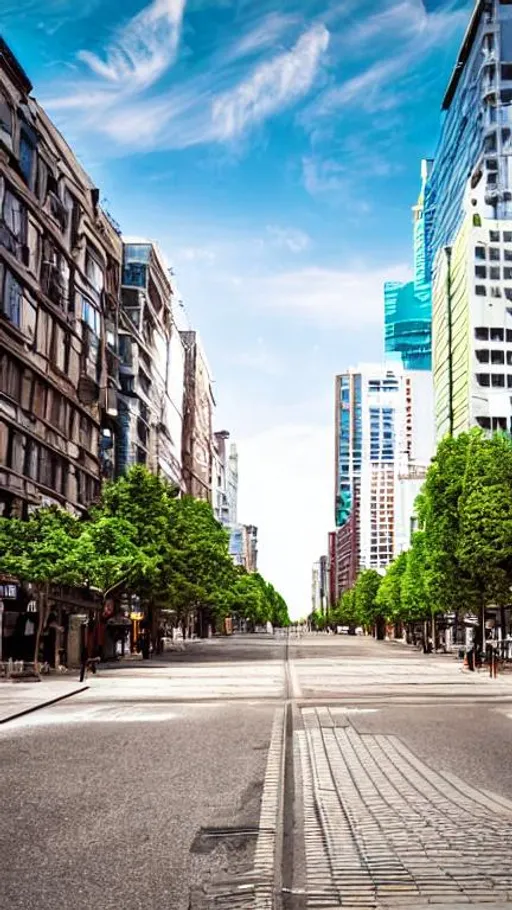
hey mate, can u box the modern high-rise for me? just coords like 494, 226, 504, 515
333, 364, 434, 599
426, 0, 512, 439
384, 159, 433, 371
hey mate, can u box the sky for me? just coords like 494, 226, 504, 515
2, 0, 473, 618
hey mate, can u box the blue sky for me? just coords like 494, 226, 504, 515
3, 0, 472, 617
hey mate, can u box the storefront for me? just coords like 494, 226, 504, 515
0, 577, 102, 667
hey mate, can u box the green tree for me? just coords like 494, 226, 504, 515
354, 569, 383, 637
0, 507, 80, 670
332, 588, 359, 628
416, 431, 477, 617
401, 532, 429, 622
457, 431, 512, 623
375, 552, 408, 624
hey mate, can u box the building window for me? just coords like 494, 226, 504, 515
475, 246, 486, 260
475, 265, 487, 279
19, 130, 35, 189
475, 327, 489, 340
491, 349, 505, 364
505, 232, 512, 243
490, 267, 500, 280
508, 375, 512, 388
492, 374, 505, 387
475, 285, 487, 296
476, 416, 491, 429
493, 417, 507, 432
85, 249, 104, 297
490, 231, 500, 241
3, 189, 26, 242
477, 373, 490, 386
491, 327, 504, 341
490, 247, 500, 260
505, 268, 512, 280
1, 270, 22, 326
476, 349, 490, 363
0, 353, 21, 401
0, 96, 12, 150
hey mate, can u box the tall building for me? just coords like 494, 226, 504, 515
384, 159, 433, 371
117, 240, 184, 488
229, 523, 258, 572
180, 330, 215, 500
212, 430, 239, 527
427, 0, 512, 439
333, 364, 433, 597
0, 39, 122, 518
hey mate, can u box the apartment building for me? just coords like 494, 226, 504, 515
117, 240, 184, 488
0, 39, 121, 518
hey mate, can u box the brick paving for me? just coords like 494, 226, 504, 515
298, 706, 512, 907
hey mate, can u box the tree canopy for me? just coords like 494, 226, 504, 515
0, 466, 290, 648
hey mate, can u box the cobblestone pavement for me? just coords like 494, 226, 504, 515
298, 705, 512, 908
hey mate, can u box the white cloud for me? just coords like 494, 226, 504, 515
266, 225, 311, 253
211, 24, 330, 140
175, 246, 217, 263
77, 0, 185, 91
227, 11, 300, 61
302, 156, 347, 195
246, 263, 412, 327
237, 422, 332, 619
307, 0, 468, 119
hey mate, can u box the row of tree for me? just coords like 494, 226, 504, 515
316, 429, 512, 634
0, 466, 290, 664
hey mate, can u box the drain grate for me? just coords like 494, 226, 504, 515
190, 826, 267, 856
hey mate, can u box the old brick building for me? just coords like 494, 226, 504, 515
0, 39, 122, 518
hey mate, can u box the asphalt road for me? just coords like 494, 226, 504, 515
3, 634, 512, 910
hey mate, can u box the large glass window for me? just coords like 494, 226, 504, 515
122, 262, 147, 288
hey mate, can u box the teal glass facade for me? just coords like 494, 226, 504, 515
384, 161, 433, 371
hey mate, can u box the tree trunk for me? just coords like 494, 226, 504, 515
33, 582, 48, 673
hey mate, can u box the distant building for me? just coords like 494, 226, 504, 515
333, 364, 434, 597
212, 431, 239, 528
180, 330, 215, 501
229, 523, 258, 573
116, 240, 184, 488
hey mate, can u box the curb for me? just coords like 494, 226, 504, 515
0, 684, 89, 725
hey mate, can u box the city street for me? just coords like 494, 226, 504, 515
3, 635, 512, 909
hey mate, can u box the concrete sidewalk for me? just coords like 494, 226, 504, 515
0, 677, 88, 724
